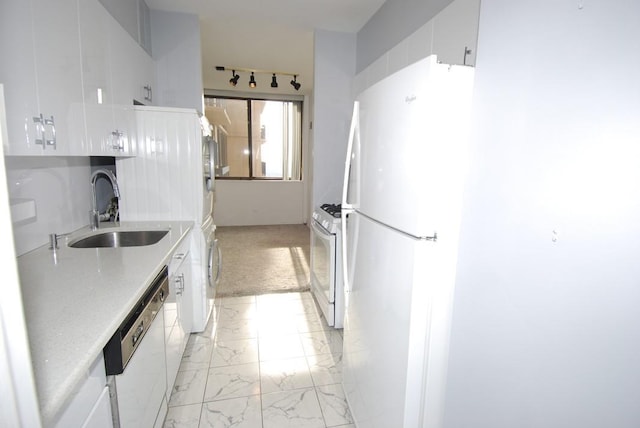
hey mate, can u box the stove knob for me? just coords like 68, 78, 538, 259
322, 220, 329, 229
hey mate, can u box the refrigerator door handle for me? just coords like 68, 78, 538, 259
341, 101, 359, 295
341, 101, 359, 211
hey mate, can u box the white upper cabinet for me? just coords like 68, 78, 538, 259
34, 0, 86, 155
79, 0, 114, 156
1, 0, 154, 156
432, 0, 481, 66
110, 23, 156, 107
0, 0, 85, 155
0, 0, 39, 155
98, 0, 153, 55
79, 0, 136, 156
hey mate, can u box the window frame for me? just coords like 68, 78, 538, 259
204, 91, 304, 181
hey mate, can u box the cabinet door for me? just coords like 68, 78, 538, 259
81, 387, 112, 428
134, 46, 156, 105
109, 20, 137, 106
177, 251, 193, 342
53, 354, 110, 428
80, 0, 137, 157
0, 0, 43, 155
111, 106, 137, 156
1, 0, 86, 155
110, 18, 155, 107
164, 271, 182, 394
79, 0, 113, 156
432, 0, 480, 66
32, 0, 85, 155
165, 250, 193, 394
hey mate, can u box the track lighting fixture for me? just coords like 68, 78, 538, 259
229, 70, 240, 87
290, 75, 301, 91
215, 66, 302, 91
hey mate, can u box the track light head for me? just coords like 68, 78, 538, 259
229, 70, 240, 87
290, 75, 301, 91
217, 66, 300, 91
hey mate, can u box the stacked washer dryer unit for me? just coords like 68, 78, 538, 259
116, 106, 221, 333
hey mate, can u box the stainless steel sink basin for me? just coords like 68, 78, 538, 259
68, 230, 169, 248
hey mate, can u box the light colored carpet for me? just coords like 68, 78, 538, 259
215, 224, 311, 297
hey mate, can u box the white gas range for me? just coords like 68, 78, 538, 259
310, 203, 344, 328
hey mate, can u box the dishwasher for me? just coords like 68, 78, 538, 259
103, 266, 169, 428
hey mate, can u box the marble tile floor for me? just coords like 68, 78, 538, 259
163, 291, 354, 428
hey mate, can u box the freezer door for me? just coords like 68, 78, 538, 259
355, 56, 474, 237
343, 210, 461, 428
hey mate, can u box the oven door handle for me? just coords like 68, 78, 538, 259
311, 220, 333, 239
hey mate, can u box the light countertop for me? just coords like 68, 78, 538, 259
17, 220, 193, 426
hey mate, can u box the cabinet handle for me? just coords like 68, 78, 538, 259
174, 253, 185, 260
111, 130, 125, 151
463, 46, 472, 66
33, 115, 45, 150
175, 273, 185, 295
144, 85, 152, 102
44, 116, 56, 149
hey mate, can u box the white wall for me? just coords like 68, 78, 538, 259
311, 30, 357, 208
444, 1, 640, 426
150, 10, 203, 112
213, 180, 306, 226
5, 157, 91, 256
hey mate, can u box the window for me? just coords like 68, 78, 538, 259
204, 96, 303, 180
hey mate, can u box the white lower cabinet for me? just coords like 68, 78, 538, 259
53, 354, 112, 428
165, 234, 194, 395
82, 387, 112, 428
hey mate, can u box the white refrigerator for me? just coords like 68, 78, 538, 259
341, 56, 474, 428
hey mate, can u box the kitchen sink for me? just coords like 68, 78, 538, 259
68, 230, 169, 248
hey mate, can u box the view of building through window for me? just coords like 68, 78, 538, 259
204, 96, 302, 180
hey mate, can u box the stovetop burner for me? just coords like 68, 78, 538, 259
320, 203, 342, 218
313, 203, 342, 234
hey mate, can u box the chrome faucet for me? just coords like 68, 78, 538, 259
90, 169, 120, 230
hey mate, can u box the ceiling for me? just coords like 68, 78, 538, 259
145, 0, 386, 94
